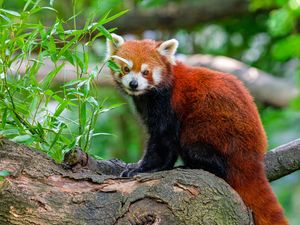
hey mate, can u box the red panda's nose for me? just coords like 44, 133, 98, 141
129, 80, 138, 90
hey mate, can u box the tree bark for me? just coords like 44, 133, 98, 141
265, 138, 300, 181
0, 139, 253, 225
1, 138, 300, 224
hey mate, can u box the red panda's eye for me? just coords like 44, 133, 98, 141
142, 70, 149, 76
123, 66, 130, 73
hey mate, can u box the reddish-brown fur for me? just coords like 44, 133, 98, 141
172, 62, 287, 225
113, 40, 288, 225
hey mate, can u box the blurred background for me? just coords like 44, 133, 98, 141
2, 0, 300, 223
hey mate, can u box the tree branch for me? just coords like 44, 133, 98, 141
0, 138, 253, 224
62, 138, 300, 182
108, 0, 250, 33
265, 139, 300, 181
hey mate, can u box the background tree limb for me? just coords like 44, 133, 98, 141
265, 139, 300, 181
107, 0, 250, 33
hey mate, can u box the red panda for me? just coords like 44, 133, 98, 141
106, 34, 288, 225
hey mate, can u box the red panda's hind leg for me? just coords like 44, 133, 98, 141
180, 142, 228, 179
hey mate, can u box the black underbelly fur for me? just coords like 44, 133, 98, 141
121, 86, 227, 179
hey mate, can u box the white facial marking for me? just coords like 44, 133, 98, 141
121, 72, 149, 96
152, 67, 162, 85
141, 63, 149, 72
127, 60, 133, 68
111, 55, 133, 68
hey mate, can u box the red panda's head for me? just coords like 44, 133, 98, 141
106, 34, 178, 96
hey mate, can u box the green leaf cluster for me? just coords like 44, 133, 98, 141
251, 0, 300, 60
0, 170, 9, 182
0, 0, 127, 162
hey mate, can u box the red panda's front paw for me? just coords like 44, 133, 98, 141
120, 168, 140, 177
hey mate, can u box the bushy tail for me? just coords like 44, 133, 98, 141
229, 166, 288, 225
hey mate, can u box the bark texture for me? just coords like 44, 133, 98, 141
1, 138, 299, 224
265, 138, 300, 181
0, 139, 253, 225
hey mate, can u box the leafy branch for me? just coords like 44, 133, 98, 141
0, 0, 126, 161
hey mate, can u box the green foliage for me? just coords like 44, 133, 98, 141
0, 0, 126, 162
0, 170, 9, 177
250, 0, 276, 11
267, 8, 295, 37
87, 87, 143, 163
0, 170, 10, 182
108, 60, 122, 73
250, 0, 300, 62
271, 35, 300, 60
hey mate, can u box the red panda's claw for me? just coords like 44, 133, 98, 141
120, 168, 139, 177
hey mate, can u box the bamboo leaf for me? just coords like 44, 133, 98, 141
80, 101, 87, 130
1, 108, 7, 128
97, 25, 112, 40
0, 170, 10, 177
41, 7, 57, 13
40, 63, 65, 90
87, 96, 99, 108
92, 132, 113, 137
108, 60, 121, 73
23, 0, 33, 11
0, 9, 20, 17
48, 126, 64, 151
102, 10, 128, 24
0, 13, 10, 22
12, 134, 34, 144
53, 100, 69, 118
63, 79, 83, 87
57, 34, 80, 59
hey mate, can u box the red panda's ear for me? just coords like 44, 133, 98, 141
156, 39, 179, 65
106, 34, 125, 60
